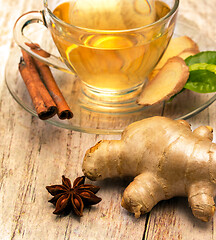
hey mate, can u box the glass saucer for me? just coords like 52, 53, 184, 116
5, 22, 216, 134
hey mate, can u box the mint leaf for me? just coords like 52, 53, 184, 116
189, 63, 216, 73
185, 51, 216, 66
184, 69, 216, 93
183, 51, 216, 93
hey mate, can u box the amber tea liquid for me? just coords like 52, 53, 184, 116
52, 0, 172, 92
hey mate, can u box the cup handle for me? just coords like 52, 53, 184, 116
13, 10, 75, 74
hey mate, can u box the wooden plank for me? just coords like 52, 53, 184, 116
144, 0, 216, 237
144, 104, 216, 240
144, 198, 214, 240
0, 1, 146, 239
1, 73, 148, 240
0, 0, 216, 239
142, 103, 216, 240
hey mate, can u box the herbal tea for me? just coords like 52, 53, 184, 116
52, 0, 172, 91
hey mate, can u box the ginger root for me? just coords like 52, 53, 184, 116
137, 57, 189, 106
82, 116, 216, 222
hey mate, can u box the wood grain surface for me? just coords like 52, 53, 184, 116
0, 0, 216, 239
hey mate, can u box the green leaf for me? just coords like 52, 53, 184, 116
184, 69, 216, 93
185, 51, 216, 66
189, 63, 216, 74
164, 51, 216, 101
183, 51, 216, 93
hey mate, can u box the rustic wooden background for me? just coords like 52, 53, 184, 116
0, 0, 216, 239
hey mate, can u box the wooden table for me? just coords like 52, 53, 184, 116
1, 0, 216, 239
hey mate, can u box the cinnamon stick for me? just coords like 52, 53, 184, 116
25, 42, 51, 58
24, 42, 73, 119
19, 57, 57, 120
33, 58, 73, 119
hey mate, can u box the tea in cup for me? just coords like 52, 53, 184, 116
14, 0, 179, 111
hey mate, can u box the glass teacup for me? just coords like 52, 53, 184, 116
14, 0, 179, 112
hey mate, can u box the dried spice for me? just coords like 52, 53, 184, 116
46, 175, 102, 216
19, 48, 73, 120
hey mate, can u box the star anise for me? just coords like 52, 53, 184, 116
46, 175, 102, 216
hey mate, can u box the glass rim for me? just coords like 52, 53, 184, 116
43, 0, 179, 33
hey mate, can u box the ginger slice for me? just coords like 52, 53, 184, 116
177, 47, 200, 60
148, 36, 199, 81
137, 56, 189, 106
148, 47, 199, 81
155, 36, 199, 70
